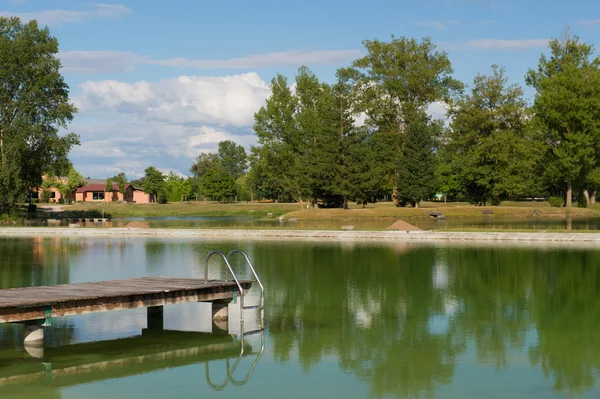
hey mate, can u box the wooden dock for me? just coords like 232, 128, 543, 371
0, 276, 252, 324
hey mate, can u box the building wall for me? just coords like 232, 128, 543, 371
133, 190, 154, 203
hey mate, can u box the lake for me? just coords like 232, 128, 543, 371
0, 236, 599, 398
83, 214, 600, 231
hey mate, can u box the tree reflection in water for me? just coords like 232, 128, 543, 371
257, 243, 600, 398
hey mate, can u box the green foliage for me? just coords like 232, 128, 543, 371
142, 166, 165, 202
163, 172, 194, 202
190, 153, 219, 180
340, 35, 462, 205
252, 74, 303, 202
396, 114, 439, 207
104, 179, 113, 194
201, 167, 235, 202
447, 65, 542, 205
218, 141, 247, 179
114, 172, 127, 194
0, 17, 79, 212
526, 34, 600, 208
235, 174, 252, 201
549, 196, 564, 207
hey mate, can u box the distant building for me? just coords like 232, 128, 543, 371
31, 176, 72, 203
75, 181, 155, 203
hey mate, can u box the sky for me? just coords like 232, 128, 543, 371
2, 0, 600, 179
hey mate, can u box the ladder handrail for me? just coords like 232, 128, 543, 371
227, 249, 264, 309
228, 330, 265, 387
204, 250, 244, 328
205, 358, 231, 391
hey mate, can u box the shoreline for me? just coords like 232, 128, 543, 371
2, 227, 600, 245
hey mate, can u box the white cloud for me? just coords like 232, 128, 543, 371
70, 121, 256, 178
76, 73, 271, 127
427, 101, 449, 122
60, 51, 147, 74
462, 39, 549, 50
580, 19, 600, 26
413, 20, 459, 30
0, 3, 131, 27
152, 49, 362, 69
59, 49, 362, 75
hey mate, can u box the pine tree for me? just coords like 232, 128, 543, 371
396, 114, 438, 207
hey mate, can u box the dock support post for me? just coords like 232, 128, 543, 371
211, 300, 230, 334
24, 323, 44, 346
147, 306, 164, 331
212, 300, 229, 320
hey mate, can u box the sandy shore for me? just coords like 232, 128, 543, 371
1, 227, 600, 246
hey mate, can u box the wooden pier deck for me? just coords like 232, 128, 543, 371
0, 277, 252, 323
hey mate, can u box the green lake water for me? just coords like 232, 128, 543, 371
0, 237, 599, 398
103, 215, 600, 231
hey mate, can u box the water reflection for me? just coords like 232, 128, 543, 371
0, 329, 260, 399
1, 237, 600, 398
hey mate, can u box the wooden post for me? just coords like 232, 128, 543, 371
147, 306, 164, 331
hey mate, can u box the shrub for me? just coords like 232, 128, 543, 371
41, 190, 52, 203
549, 196, 564, 207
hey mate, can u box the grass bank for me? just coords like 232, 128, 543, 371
65, 202, 300, 218
283, 201, 599, 220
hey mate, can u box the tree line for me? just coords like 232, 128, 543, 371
2, 16, 600, 210
206, 31, 597, 210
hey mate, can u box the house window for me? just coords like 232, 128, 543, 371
50, 192, 56, 199
92, 192, 105, 200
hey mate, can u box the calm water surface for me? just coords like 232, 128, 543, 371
0, 237, 599, 398
108, 215, 600, 231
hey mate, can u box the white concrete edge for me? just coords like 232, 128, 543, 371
0, 227, 600, 246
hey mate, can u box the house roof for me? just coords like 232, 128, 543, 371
76, 183, 132, 193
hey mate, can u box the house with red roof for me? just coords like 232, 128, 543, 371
75, 182, 155, 203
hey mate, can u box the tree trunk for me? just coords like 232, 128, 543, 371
0, 126, 4, 168
343, 196, 348, 210
566, 180, 573, 209
584, 189, 590, 205
393, 185, 400, 207
414, 201, 419, 209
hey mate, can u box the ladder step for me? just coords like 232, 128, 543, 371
243, 305, 264, 310
243, 329, 264, 336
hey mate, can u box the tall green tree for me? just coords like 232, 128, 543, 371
164, 171, 184, 202
0, 17, 79, 211
342, 36, 462, 204
190, 152, 220, 180
217, 141, 247, 179
142, 166, 165, 203
448, 65, 542, 205
526, 34, 600, 208
114, 172, 127, 194
396, 114, 440, 207
252, 74, 303, 204
62, 167, 85, 204
201, 167, 235, 203
104, 178, 113, 194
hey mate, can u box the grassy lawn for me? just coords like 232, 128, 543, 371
284, 201, 599, 220
65, 201, 301, 218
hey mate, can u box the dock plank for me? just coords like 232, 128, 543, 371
0, 277, 252, 323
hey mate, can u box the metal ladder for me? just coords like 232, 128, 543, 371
204, 249, 265, 335
205, 330, 265, 390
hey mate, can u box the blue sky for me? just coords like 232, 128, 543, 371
2, 0, 600, 179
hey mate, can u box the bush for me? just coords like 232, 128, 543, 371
41, 190, 52, 203
157, 192, 168, 204
549, 196, 564, 207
